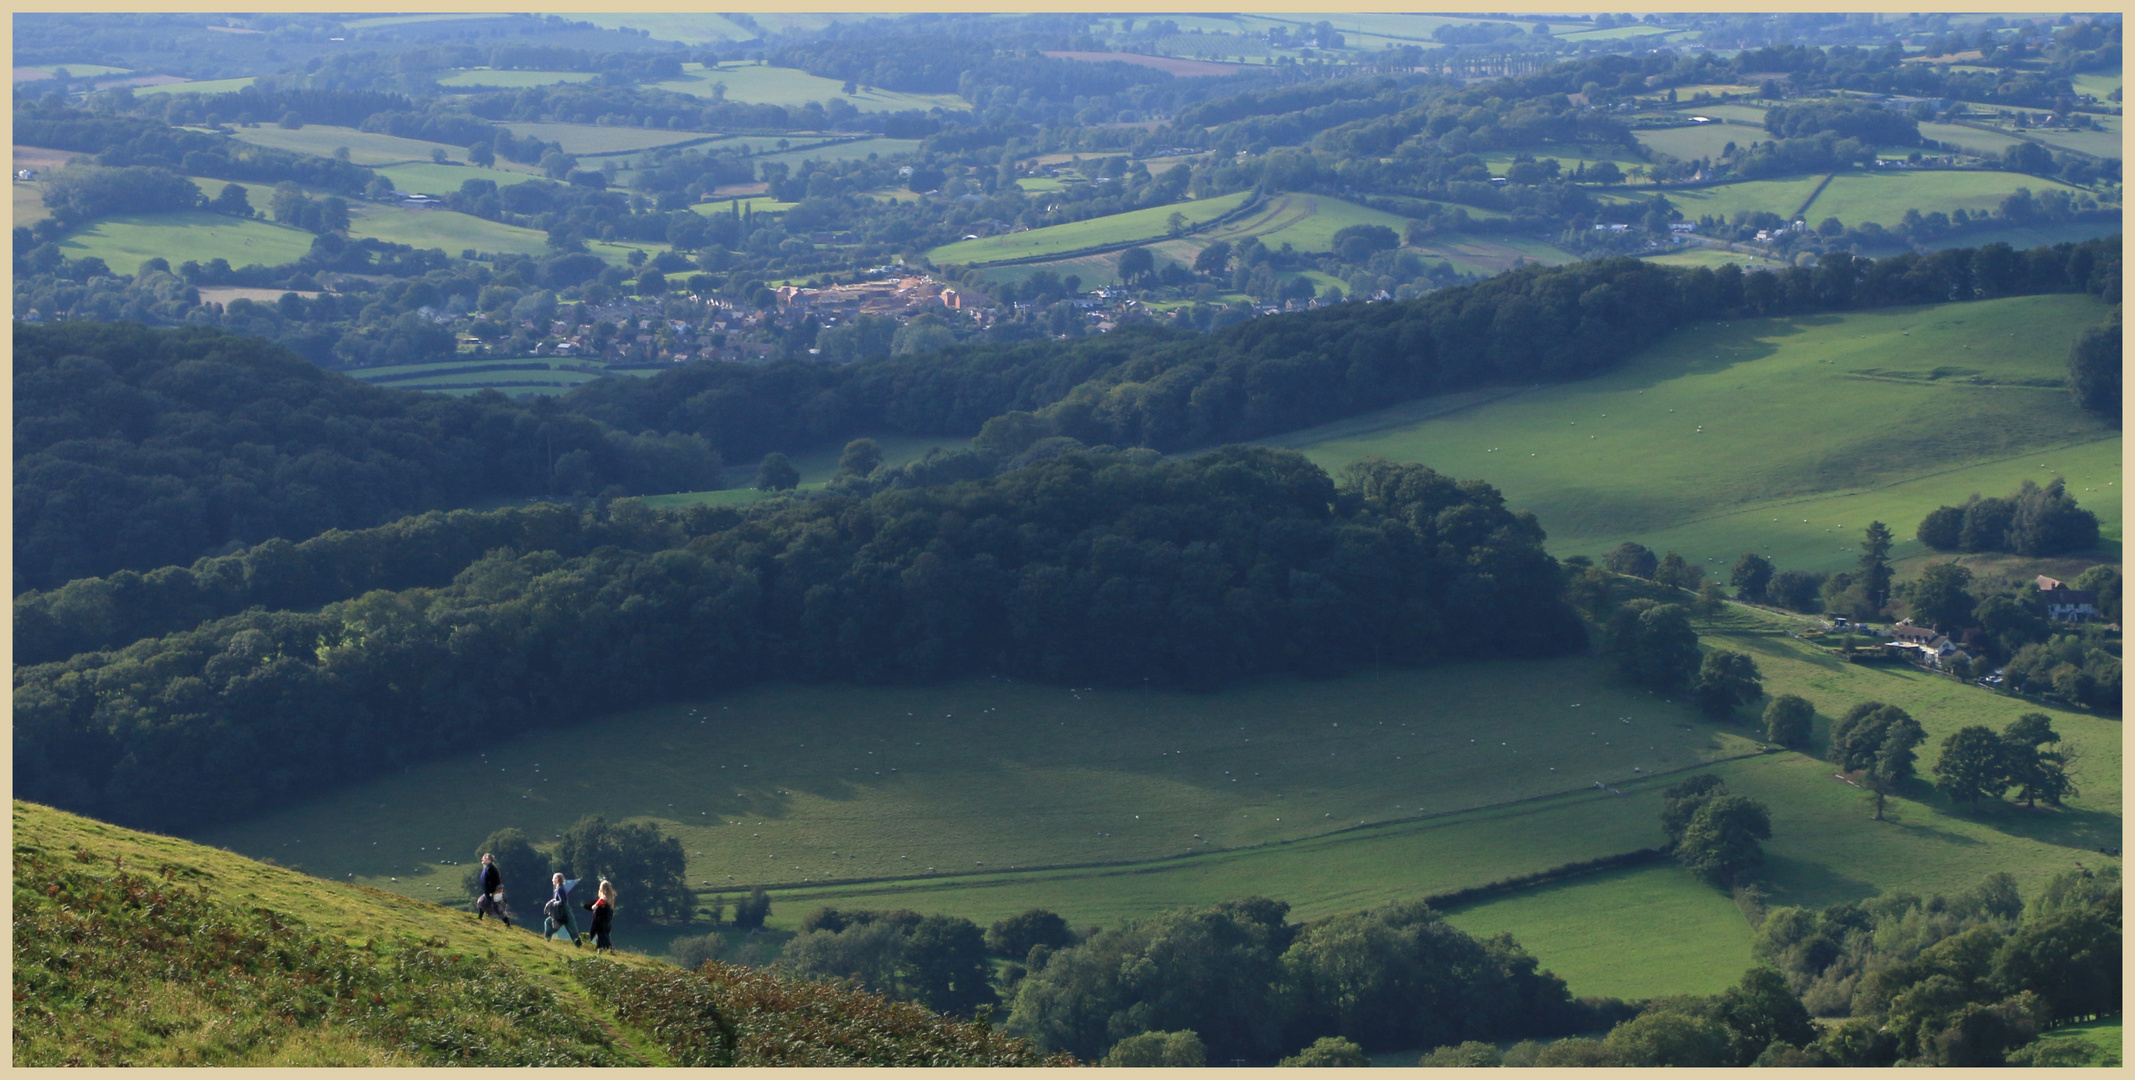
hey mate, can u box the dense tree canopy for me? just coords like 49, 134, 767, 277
13, 322, 722, 590
15, 447, 1582, 830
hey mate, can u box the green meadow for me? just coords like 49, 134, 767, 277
1259, 293, 2118, 571
1637, 122, 1754, 161
227, 124, 467, 167
1802, 170, 2098, 227
753, 137, 923, 168
500, 121, 720, 156
2069, 66, 2122, 101
1641, 247, 1792, 271
647, 62, 966, 113
1649, 174, 1831, 222
2021, 114, 2123, 160
1917, 120, 2029, 157
372, 162, 545, 196
1442, 863, 1755, 1000
1477, 144, 1649, 172
437, 68, 599, 89
927, 190, 1254, 265
556, 11, 761, 44
346, 204, 661, 265
14, 181, 47, 227
131, 76, 256, 96
1191, 192, 1418, 252
192, 658, 1758, 923
56, 210, 317, 269
2032, 1015, 2123, 1067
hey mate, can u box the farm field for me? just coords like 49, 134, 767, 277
346, 204, 661, 265
499, 121, 719, 156
753, 137, 923, 168
2020, 115, 2123, 159
1637, 123, 1752, 161
1557, 25, 1691, 43
1917, 120, 2029, 157
558, 11, 762, 44
2069, 66, 2122, 102
1651, 174, 1831, 222
1478, 143, 1652, 172
2032, 1016, 2123, 1067
372, 162, 545, 196
349, 360, 638, 395
191, 657, 1759, 926
228, 124, 466, 167
1257, 293, 2119, 572
1190, 192, 1414, 252
55, 210, 316, 270
132, 76, 256, 96
1918, 219, 2125, 252
14, 181, 46, 227
194, 286, 320, 305
691, 196, 800, 218
1641, 246, 1791, 271
1693, 103, 1772, 124
1802, 170, 2098, 227
1441, 862, 1755, 1000
926, 189, 1254, 265
1408, 234, 1573, 275
647, 62, 967, 114
1616, 436, 2121, 574
437, 68, 599, 89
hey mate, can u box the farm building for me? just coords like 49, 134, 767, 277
2034, 575, 2099, 622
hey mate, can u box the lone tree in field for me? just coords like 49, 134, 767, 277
2002, 712, 2076, 808
1117, 246, 1156, 288
1932, 725, 2012, 807
1601, 599, 1701, 690
1660, 774, 1771, 886
1603, 541, 1659, 579
1762, 694, 1814, 749
1730, 553, 1774, 602
1857, 521, 1896, 612
554, 815, 696, 925
1831, 702, 1925, 820
1692, 649, 1764, 720
755, 452, 800, 491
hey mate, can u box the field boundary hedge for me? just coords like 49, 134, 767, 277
1423, 848, 1667, 911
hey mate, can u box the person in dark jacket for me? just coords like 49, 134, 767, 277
543, 872, 582, 947
582, 879, 617, 953
474, 852, 510, 927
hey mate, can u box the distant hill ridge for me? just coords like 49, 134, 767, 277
12, 800, 1070, 1067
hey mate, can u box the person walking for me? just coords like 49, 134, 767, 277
473, 852, 511, 927
582, 879, 617, 954
543, 872, 583, 947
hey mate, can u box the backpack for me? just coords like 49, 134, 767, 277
544, 897, 563, 921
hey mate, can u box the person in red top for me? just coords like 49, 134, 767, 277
582, 879, 617, 953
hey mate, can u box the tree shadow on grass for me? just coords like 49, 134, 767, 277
1756, 851, 1879, 909
1941, 800, 2123, 855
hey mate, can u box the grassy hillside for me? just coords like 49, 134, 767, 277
1260, 293, 2120, 572
13, 801, 1064, 1067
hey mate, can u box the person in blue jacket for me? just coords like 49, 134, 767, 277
543, 872, 583, 947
